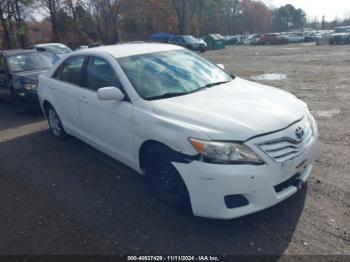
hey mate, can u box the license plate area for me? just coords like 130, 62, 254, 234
277, 159, 308, 192
296, 159, 308, 174
281, 158, 308, 175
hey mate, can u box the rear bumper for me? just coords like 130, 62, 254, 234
330, 35, 350, 43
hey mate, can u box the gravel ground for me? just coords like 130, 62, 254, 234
0, 43, 349, 257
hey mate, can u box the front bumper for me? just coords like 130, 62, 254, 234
173, 115, 318, 219
17, 91, 40, 109
192, 44, 207, 52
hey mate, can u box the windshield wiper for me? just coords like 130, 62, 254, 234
146, 81, 232, 101
201, 80, 231, 89
146, 92, 188, 101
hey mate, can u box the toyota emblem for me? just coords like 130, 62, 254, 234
295, 127, 305, 140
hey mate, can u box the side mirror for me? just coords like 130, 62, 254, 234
0, 67, 6, 74
97, 87, 125, 101
217, 64, 225, 70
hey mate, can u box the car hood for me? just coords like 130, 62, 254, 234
13, 69, 48, 82
150, 78, 306, 141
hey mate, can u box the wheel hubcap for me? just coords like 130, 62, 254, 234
155, 163, 178, 195
48, 109, 61, 136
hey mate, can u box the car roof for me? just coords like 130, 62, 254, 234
34, 43, 67, 47
74, 43, 183, 58
0, 49, 37, 56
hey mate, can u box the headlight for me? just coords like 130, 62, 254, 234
189, 138, 264, 165
24, 83, 38, 91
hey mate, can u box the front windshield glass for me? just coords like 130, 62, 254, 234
183, 36, 197, 43
44, 44, 72, 54
117, 50, 233, 100
8, 52, 58, 73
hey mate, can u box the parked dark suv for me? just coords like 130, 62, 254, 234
168, 35, 207, 52
0, 50, 59, 113
330, 26, 350, 44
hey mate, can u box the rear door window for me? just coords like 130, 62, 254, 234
54, 56, 85, 86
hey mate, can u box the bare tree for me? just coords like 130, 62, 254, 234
87, 0, 129, 44
38, 0, 61, 41
171, 0, 189, 34
11, 0, 28, 47
0, 1, 12, 48
0, 0, 31, 48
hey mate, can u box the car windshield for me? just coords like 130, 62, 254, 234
43, 44, 71, 54
8, 52, 58, 73
183, 36, 197, 43
117, 49, 233, 100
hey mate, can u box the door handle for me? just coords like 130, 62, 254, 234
49, 84, 55, 89
79, 96, 88, 104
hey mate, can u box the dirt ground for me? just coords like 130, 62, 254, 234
0, 43, 349, 257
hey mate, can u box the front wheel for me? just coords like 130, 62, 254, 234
46, 105, 67, 140
144, 145, 191, 210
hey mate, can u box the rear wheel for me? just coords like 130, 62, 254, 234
144, 145, 191, 210
45, 104, 67, 140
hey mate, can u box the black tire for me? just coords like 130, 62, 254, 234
144, 144, 191, 210
10, 90, 26, 115
45, 104, 67, 140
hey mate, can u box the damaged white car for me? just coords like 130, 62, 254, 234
38, 43, 318, 219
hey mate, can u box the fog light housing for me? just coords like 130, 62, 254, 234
224, 195, 249, 209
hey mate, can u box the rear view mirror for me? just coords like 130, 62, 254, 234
97, 87, 125, 101
217, 64, 225, 70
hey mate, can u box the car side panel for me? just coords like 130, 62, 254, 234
131, 101, 210, 173
38, 74, 84, 139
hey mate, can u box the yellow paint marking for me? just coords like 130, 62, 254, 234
0, 121, 48, 143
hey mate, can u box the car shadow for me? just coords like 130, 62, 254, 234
0, 130, 306, 255
0, 99, 44, 131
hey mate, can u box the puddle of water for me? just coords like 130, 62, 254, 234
314, 109, 341, 118
251, 73, 287, 81
295, 87, 315, 91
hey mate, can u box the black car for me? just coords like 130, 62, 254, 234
330, 26, 350, 44
168, 35, 207, 52
0, 49, 59, 114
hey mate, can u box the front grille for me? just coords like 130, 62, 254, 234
258, 118, 314, 163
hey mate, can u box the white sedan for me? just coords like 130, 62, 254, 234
38, 43, 318, 219
286, 34, 304, 43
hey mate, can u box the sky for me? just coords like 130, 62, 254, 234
263, 0, 350, 21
